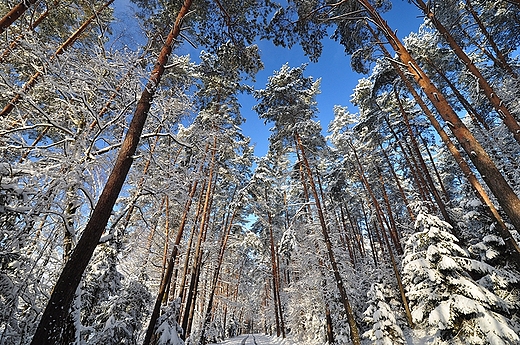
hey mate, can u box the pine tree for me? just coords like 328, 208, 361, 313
255, 63, 361, 345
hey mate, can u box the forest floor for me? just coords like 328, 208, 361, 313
211, 334, 296, 345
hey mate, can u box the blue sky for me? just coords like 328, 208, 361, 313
238, 1, 423, 157
113, 0, 423, 158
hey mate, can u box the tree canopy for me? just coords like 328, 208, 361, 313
1, 1, 520, 344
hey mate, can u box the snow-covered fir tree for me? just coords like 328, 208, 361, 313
402, 205, 519, 344
362, 282, 406, 345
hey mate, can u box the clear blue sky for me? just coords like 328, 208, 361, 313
113, 0, 423, 158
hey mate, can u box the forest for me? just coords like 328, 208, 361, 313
1, 0, 520, 344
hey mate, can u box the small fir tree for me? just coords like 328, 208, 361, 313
362, 283, 406, 345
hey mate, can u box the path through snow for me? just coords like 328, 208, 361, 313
211, 334, 296, 345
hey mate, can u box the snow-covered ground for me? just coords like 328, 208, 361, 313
211, 334, 296, 345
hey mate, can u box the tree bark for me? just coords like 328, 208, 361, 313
384, 117, 431, 206
160, 196, 171, 283
374, 28, 520, 268
377, 167, 403, 255
181, 143, 217, 340
395, 88, 453, 226
419, 133, 449, 198
462, 0, 518, 79
348, 139, 402, 255
177, 179, 207, 312
339, 204, 356, 265
351, 148, 414, 327
267, 205, 286, 338
0, 1, 60, 63
267, 207, 281, 337
199, 197, 242, 344
379, 143, 415, 221
376, 173, 414, 327
425, 57, 490, 130
361, 200, 382, 265
0, 0, 38, 34
29, 0, 193, 342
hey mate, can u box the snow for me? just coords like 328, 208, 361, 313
437, 255, 458, 271
210, 334, 296, 345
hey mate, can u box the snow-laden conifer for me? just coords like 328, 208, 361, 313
85, 280, 151, 344
362, 283, 406, 345
402, 205, 519, 344
154, 299, 184, 345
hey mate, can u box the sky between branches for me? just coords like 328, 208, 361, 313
113, 0, 422, 157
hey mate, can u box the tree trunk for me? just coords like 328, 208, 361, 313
294, 131, 361, 345
352, 151, 414, 327
185, 250, 204, 339
348, 139, 402, 255
107, 128, 171, 243
324, 300, 334, 344
379, 143, 415, 221
419, 133, 449, 199
199, 199, 241, 344
177, 179, 206, 311
0, 0, 115, 118
375, 172, 414, 326
414, 0, 520, 144
29, 0, 193, 342
181, 144, 217, 340
0, 0, 38, 34
424, 57, 490, 130
140, 196, 166, 272
361, 200, 382, 264
268, 206, 286, 338
360, 0, 520, 237
143, 173, 203, 345
463, 0, 515, 78
160, 196, 171, 283
339, 204, 356, 265
375, 30, 520, 268
395, 88, 453, 226
267, 208, 281, 337
0, 1, 60, 63
377, 167, 403, 255
385, 117, 431, 205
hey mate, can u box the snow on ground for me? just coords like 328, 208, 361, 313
211, 334, 296, 345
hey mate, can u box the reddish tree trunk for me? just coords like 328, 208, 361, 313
385, 117, 431, 205
199, 198, 242, 344
379, 144, 415, 221
0, 0, 38, 34
339, 204, 356, 265
359, 0, 520, 241
425, 57, 490, 130
0, 1, 60, 63
375, 173, 414, 328
396, 88, 453, 225
29, 0, 193, 342
414, 0, 520, 144
0, 0, 115, 118
295, 131, 361, 345
374, 28, 520, 268
181, 143, 217, 340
